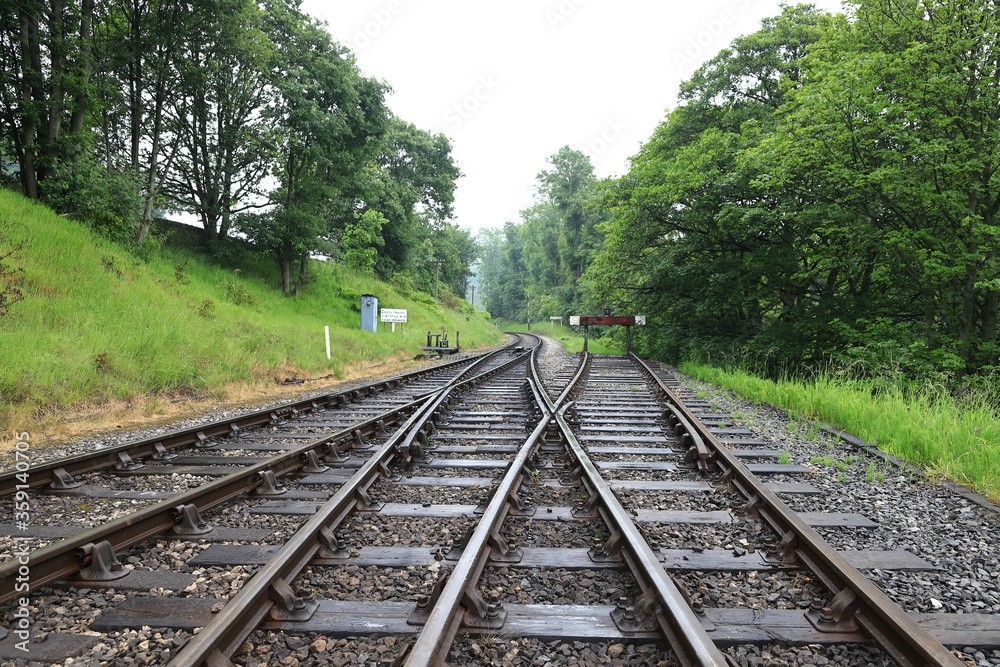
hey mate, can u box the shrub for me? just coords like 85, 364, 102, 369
42, 153, 143, 247
222, 269, 255, 306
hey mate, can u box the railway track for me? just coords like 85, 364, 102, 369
0, 335, 998, 665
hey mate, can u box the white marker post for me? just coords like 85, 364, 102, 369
324, 326, 331, 360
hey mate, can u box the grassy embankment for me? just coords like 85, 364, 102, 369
0, 190, 503, 444
498, 320, 624, 355
682, 363, 1000, 503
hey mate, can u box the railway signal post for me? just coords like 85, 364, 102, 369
569, 315, 646, 353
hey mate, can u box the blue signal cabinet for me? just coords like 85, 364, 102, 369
361, 294, 378, 333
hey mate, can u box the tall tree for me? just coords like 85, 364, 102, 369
477, 223, 528, 320
95, 0, 187, 243
589, 4, 831, 363
163, 0, 275, 243
364, 118, 461, 278
239, 5, 389, 294
758, 0, 1000, 373
0, 0, 97, 200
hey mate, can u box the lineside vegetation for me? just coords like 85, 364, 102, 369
682, 362, 1000, 503
0, 191, 501, 439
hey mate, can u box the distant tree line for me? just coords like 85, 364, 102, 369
477, 146, 607, 324
0, 0, 474, 296
481, 0, 1000, 383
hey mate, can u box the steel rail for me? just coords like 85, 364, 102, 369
0, 395, 424, 606
0, 349, 496, 497
550, 403, 731, 666
631, 354, 965, 667
405, 344, 729, 666
167, 341, 541, 666
401, 374, 552, 666
0, 345, 524, 606
165, 392, 445, 667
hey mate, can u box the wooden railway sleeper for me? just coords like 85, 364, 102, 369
75, 540, 128, 581
267, 578, 318, 622
169, 504, 213, 536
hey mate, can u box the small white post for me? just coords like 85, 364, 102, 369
391, 322, 396, 333
324, 326, 331, 360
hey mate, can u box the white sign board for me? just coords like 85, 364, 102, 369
380, 308, 408, 323
569, 316, 580, 326
635, 316, 646, 326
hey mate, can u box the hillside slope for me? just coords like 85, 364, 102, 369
0, 190, 502, 439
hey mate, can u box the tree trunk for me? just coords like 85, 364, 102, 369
982, 290, 999, 345
956, 259, 979, 373
128, 0, 142, 171
281, 258, 292, 296
68, 0, 93, 139
41, 0, 67, 187
17, 7, 39, 199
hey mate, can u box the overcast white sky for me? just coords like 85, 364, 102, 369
301, 0, 845, 235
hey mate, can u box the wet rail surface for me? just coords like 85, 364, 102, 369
0, 341, 997, 665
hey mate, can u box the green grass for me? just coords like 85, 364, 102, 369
0, 190, 502, 435
498, 320, 625, 355
681, 361, 1000, 503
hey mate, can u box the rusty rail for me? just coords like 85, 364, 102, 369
631, 354, 964, 667
0, 347, 502, 497
164, 339, 542, 666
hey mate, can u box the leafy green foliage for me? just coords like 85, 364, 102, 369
1, 0, 470, 303
342, 210, 386, 273
42, 152, 145, 246
584, 2, 1000, 383
478, 147, 606, 322
683, 360, 1000, 502
222, 270, 254, 305
0, 189, 502, 434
